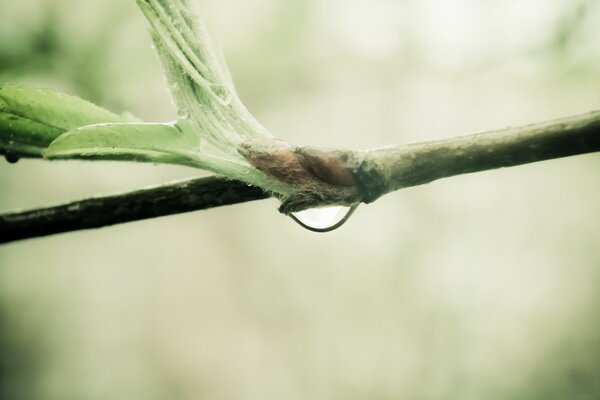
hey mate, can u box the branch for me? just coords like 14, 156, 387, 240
349, 109, 600, 203
0, 177, 269, 244
244, 110, 600, 212
1, 109, 599, 243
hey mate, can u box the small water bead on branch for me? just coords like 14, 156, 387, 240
290, 204, 359, 233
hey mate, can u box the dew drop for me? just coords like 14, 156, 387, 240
4, 153, 20, 164
290, 204, 358, 233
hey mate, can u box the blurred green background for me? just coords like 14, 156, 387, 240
1, 0, 600, 398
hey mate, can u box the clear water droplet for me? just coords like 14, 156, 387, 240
290, 204, 358, 233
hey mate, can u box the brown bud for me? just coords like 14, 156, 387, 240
238, 138, 310, 185
295, 147, 355, 187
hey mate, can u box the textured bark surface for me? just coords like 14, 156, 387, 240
0, 177, 268, 244
240, 111, 600, 208
349, 110, 600, 203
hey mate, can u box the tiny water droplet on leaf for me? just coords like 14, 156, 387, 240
4, 153, 20, 164
290, 204, 358, 233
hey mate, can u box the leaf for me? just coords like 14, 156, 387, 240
44, 122, 200, 165
0, 111, 64, 157
0, 84, 124, 156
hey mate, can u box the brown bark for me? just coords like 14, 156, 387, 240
0, 177, 268, 244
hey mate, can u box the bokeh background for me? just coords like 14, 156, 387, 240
1, 0, 600, 398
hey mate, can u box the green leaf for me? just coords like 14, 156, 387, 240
0, 84, 124, 156
44, 122, 200, 165
0, 111, 64, 157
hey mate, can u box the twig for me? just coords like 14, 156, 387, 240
0, 177, 269, 244
1, 109, 599, 243
269, 110, 600, 212
349, 109, 600, 203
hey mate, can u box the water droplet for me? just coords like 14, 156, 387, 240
290, 204, 358, 233
4, 153, 20, 164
